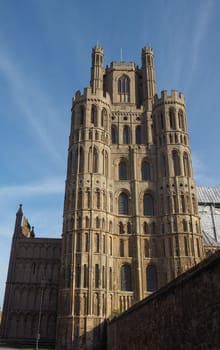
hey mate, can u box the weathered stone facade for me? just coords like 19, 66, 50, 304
107, 250, 220, 350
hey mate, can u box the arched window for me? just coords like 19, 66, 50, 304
172, 150, 181, 176
144, 222, 148, 234
111, 125, 117, 144
136, 126, 141, 144
101, 108, 107, 128
121, 264, 132, 291
95, 264, 99, 288
118, 192, 129, 215
80, 105, 84, 125
183, 219, 188, 232
118, 75, 130, 102
93, 147, 98, 173
127, 222, 131, 234
146, 265, 158, 292
123, 125, 130, 144
178, 109, 185, 131
161, 154, 167, 177
91, 105, 97, 126
119, 222, 124, 234
143, 193, 154, 216
169, 108, 176, 129
142, 160, 151, 180
183, 152, 190, 177
79, 147, 84, 173
119, 160, 127, 180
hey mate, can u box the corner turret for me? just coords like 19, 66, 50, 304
13, 204, 23, 238
141, 47, 157, 102
90, 46, 104, 93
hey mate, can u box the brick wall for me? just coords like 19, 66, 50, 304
107, 251, 220, 350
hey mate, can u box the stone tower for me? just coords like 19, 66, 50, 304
56, 46, 204, 349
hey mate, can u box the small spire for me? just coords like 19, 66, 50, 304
120, 48, 123, 62
13, 204, 23, 237
30, 226, 35, 238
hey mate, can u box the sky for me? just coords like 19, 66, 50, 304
0, 0, 220, 307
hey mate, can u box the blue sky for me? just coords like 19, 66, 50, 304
0, 0, 220, 306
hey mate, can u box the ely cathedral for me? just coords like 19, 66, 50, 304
2, 46, 217, 349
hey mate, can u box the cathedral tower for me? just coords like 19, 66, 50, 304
56, 46, 204, 350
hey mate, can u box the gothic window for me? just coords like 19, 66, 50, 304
96, 217, 100, 229
123, 125, 130, 144
178, 109, 185, 131
95, 233, 99, 253
183, 152, 191, 177
91, 105, 97, 126
93, 147, 98, 173
181, 194, 186, 213
143, 193, 154, 216
76, 264, 81, 288
184, 237, 188, 256
169, 108, 176, 129
172, 150, 181, 176
84, 233, 89, 252
119, 221, 124, 234
118, 192, 129, 215
109, 221, 113, 232
127, 221, 131, 234
111, 125, 117, 144
118, 75, 130, 102
144, 239, 149, 257
109, 267, 112, 290
144, 222, 148, 234
102, 266, 105, 288
103, 150, 108, 176
141, 160, 151, 180
109, 237, 112, 255
83, 264, 88, 288
128, 238, 133, 256
101, 108, 107, 128
95, 264, 99, 288
120, 239, 124, 257
183, 219, 188, 232
136, 126, 141, 144
110, 192, 113, 212
121, 264, 132, 291
151, 222, 156, 234
161, 154, 167, 177
80, 105, 84, 125
119, 160, 128, 180
146, 264, 158, 292
160, 113, 164, 129
76, 232, 81, 251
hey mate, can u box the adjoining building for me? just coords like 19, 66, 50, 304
0, 46, 219, 350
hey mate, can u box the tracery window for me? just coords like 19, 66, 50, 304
146, 264, 158, 292
91, 105, 97, 126
172, 150, 181, 176
143, 193, 154, 216
183, 152, 191, 177
136, 126, 141, 144
121, 264, 132, 291
169, 108, 176, 129
111, 125, 117, 144
119, 160, 128, 180
142, 160, 151, 180
118, 192, 129, 215
118, 75, 130, 102
123, 125, 130, 144
80, 105, 84, 125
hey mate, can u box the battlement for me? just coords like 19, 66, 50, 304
106, 61, 136, 71
154, 90, 185, 105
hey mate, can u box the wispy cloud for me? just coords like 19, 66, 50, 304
0, 50, 66, 166
0, 177, 64, 198
192, 152, 219, 187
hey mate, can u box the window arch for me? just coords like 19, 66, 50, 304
183, 152, 191, 177
144, 222, 148, 234
91, 105, 97, 126
121, 264, 132, 291
118, 75, 130, 93
79, 147, 84, 173
123, 125, 130, 144
143, 193, 154, 216
146, 264, 158, 292
118, 192, 129, 215
172, 150, 181, 176
111, 125, 117, 144
93, 147, 98, 173
169, 108, 176, 129
142, 160, 151, 180
101, 108, 107, 128
178, 109, 185, 131
136, 126, 141, 144
80, 105, 84, 125
119, 160, 128, 180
